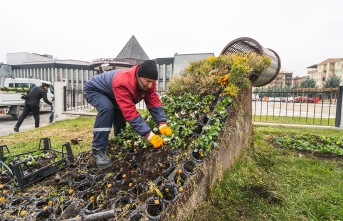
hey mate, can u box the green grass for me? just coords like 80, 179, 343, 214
253, 115, 336, 126
187, 125, 343, 221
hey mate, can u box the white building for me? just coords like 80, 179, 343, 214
307, 58, 343, 88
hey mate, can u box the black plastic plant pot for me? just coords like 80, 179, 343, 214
114, 172, 127, 183
35, 207, 53, 220
61, 198, 72, 210
202, 115, 210, 124
9, 197, 24, 207
89, 167, 102, 175
77, 182, 92, 195
131, 183, 147, 195
190, 148, 205, 163
73, 174, 88, 185
161, 161, 176, 178
34, 189, 47, 199
81, 191, 93, 202
181, 160, 199, 176
0, 203, 8, 214
160, 183, 179, 204
34, 198, 51, 212
193, 122, 204, 135
171, 170, 189, 188
129, 213, 145, 221
0, 173, 12, 184
130, 162, 140, 170
94, 173, 106, 182
84, 201, 101, 215
112, 195, 136, 215
155, 176, 163, 186
146, 197, 165, 220
107, 185, 120, 196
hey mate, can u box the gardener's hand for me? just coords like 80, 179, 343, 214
159, 124, 173, 136
147, 132, 165, 148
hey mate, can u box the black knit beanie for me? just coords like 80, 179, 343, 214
137, 60, 158, 80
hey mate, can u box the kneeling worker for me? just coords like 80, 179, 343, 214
84, 60, 172, 169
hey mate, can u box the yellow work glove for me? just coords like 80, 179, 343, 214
159, 124, 173, 136
147, 132, 165, 148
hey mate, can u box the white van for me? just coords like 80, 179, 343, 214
0, 78, 54, 119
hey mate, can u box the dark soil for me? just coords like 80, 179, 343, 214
0, 141, 202, 221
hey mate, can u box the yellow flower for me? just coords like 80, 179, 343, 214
336, 141, 340, 145
223, 82, 239, 97
20, 210, 27, 216
179, 187, 184, 192
154, 199, 159, 205
107, 184, 112, 188
68, 189, 73, 195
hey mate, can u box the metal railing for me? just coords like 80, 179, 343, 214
63, 87, 165, 112
63, 87, 341, 126
253, 87, 339, 126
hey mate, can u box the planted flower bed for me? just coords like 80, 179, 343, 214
0, 52, 274, 220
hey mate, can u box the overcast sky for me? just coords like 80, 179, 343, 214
1, 0, 342, 77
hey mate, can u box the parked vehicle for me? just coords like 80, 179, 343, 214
281, 97, 294, 102
252, 94, 260, 101
295, 96, 315, 103
274, 97, 281, 102
0, 78, 54, 119
267, 97, 275, 102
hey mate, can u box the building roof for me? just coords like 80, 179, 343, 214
172, 53, 214, 76
154, 57, 174, 65
317, 58, 343, 66
116, 35, 149, 61
307, 64, 317, 69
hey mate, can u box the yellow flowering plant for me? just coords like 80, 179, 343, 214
167, 53, 272, 97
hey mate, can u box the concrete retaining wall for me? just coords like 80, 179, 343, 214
161, 87, 253, 220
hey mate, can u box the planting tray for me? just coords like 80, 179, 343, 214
0, 138, 74, 189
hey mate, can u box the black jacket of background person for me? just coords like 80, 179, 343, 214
26, 86, 53, 106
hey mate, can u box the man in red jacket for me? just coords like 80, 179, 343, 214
84, 60, 172, 169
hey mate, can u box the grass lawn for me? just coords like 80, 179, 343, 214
252, 115, 336, 126
187, 125, 343, 220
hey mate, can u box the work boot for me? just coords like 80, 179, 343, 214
92, 149, 113, 169
14, 127, 19, 132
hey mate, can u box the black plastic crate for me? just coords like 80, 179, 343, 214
0, 138, 74, 189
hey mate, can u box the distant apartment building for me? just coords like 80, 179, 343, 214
307, 58, 343, 88
292, 75, 308, 87
263, 68, 293, 88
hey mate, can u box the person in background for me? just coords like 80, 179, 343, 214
84, 60, 172, 169
49, 96, 54, 123
14, 83, 54, 132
